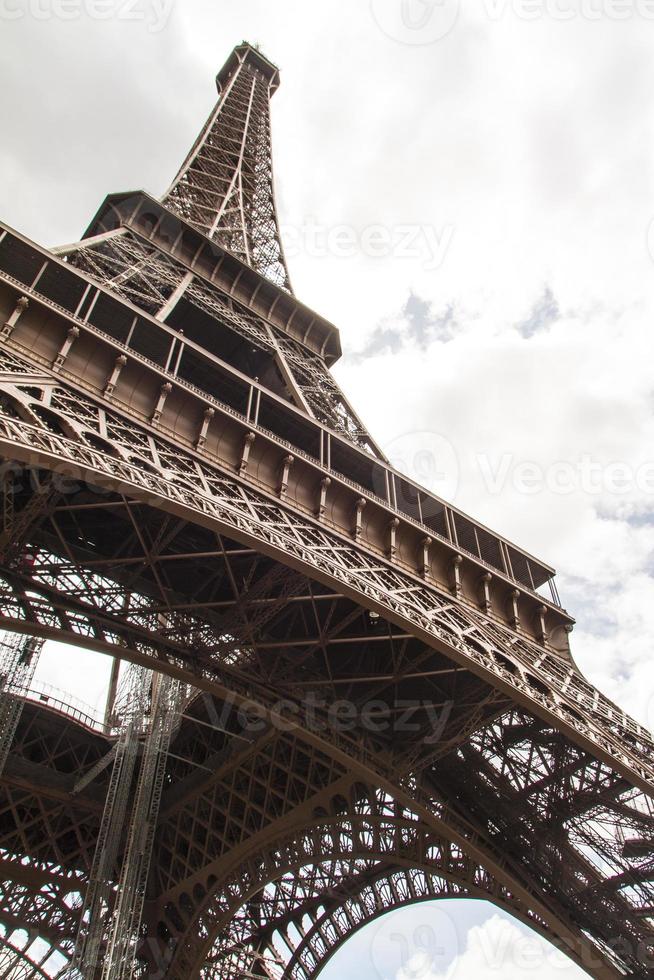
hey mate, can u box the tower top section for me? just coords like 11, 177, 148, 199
162, 41, 291, 290
217, 42, 281, 94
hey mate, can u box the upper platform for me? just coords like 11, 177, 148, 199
217, 42, 281, 94
79, 191, 343, 365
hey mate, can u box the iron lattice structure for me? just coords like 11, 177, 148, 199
0, 40, 651, 979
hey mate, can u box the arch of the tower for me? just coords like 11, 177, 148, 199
0, 550, 651, 980
0, 877, 79, 980
0, 506, 651, 972
5, 685, 649, 979
176, 848, 619, 980
155, 782, 622, 980
269, 872, 584, 980
0, 932, 65, 980
197, 868, 500, 979
0, 355, 651, 977
0, 381, 649, 794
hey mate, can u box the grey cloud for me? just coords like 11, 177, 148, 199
558, 575, 619, 634
516, 285, 560, 338
352, 292, 459, 360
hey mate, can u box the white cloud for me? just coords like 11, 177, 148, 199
391, 914, 587, 979
324, 902, 591, 980
421, 913, 587, 979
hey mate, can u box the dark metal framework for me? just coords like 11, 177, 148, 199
0, 40, 651, 979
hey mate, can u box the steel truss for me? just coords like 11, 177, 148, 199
0, 344, 649, 973
0, 702, 110, 978
63, 220, 378, 452
66, 667, 183, 980
0, 39, 651, 980
101, 672, 183, 979
0, 356, 645, 783
0, 632, 43, 776
163, 44, 292, 291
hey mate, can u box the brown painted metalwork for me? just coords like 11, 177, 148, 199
0, 41, 651, 979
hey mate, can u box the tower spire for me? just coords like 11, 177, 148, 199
163, 43, 292, 292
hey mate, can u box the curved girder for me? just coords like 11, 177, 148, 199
0, 931, 72, 977
0, 568, 652, 972
0, 931, 68, 980
0, 359, 648, 796
0, 873, 80, 953
6, 690, 651, 979
0, 352, 650, 977
161, 793, 621, 980
273, 869, 584, 980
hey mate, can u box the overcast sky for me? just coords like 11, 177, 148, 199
2, 1, 654, 976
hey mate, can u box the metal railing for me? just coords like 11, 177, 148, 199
23, 681, 107, 733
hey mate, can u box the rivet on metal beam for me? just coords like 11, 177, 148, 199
151, 382, 173, 424
195, 407, 215, 449
353, 498, 366, 542
278, 455, 294, 499
239, 431, 256, 476
104, 354, 128, 398
52, 326, 80, 372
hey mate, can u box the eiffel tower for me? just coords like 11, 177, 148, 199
0, 40, 652, 980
